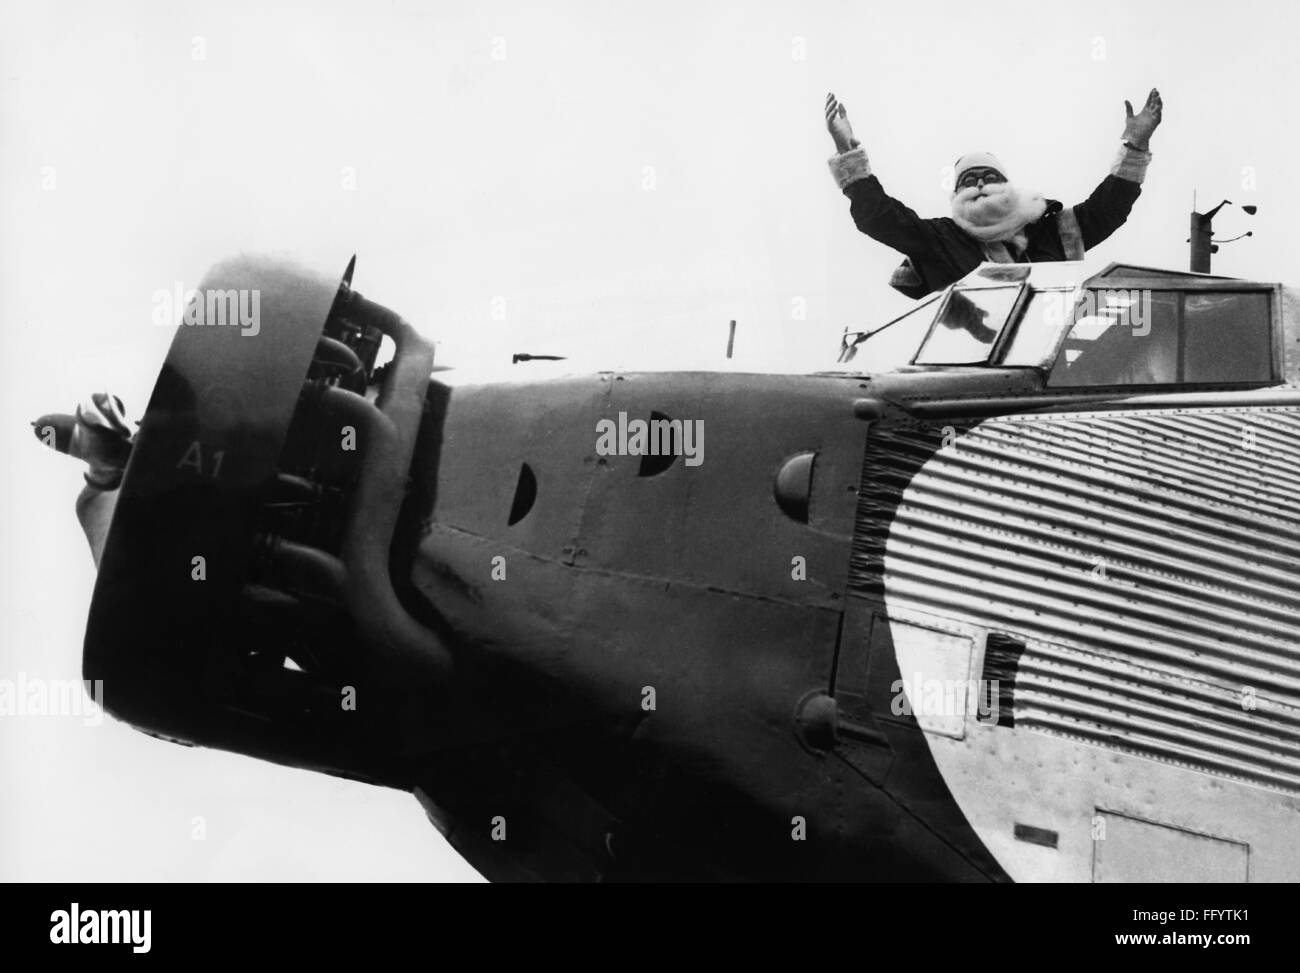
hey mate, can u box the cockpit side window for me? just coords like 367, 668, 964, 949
1001, 287, 1086, 368
1183, 292, 1271, 383
1049, 290, 1178, 386
1048, 288, 1274, 388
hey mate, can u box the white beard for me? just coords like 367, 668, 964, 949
951, 182, 1047, 243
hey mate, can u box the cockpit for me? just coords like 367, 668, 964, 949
838, 262, 1297, 390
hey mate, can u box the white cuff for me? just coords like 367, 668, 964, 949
1111, 143, 1152, 184
828, 146, 871, 190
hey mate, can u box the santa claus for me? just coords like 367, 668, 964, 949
824, 88, 1163, 297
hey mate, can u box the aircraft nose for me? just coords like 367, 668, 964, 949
33, 394, 134, 489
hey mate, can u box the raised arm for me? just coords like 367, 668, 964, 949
825, 93, 945, 256
1072, 88, 1163, 249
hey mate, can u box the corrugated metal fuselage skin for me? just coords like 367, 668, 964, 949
854, 389, 1300, 883
408, 366, 1300, 883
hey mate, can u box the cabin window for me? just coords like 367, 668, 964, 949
915, 285, 1021, 365
1048, 289, 1273, 387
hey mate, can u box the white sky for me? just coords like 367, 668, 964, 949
2, 0, 1296, 880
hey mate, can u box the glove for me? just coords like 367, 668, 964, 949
1122, 88, 1163, 151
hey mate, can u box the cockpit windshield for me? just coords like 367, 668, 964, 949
837, 283, 1023, 369
914, 285, 1022, 365
834, 262, 1282, 387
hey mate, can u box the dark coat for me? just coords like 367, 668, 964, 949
842, 170, 1143, 298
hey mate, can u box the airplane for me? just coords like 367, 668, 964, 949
34, 253, 1300, 881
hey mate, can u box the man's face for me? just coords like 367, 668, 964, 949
955, 167, 1007, 195
950, 168, 1024, 229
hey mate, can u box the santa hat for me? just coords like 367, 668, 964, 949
953, 152, 1007, 190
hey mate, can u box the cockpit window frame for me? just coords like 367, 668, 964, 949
836, 266, 1284, 386
1030, 277, 1282, 390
